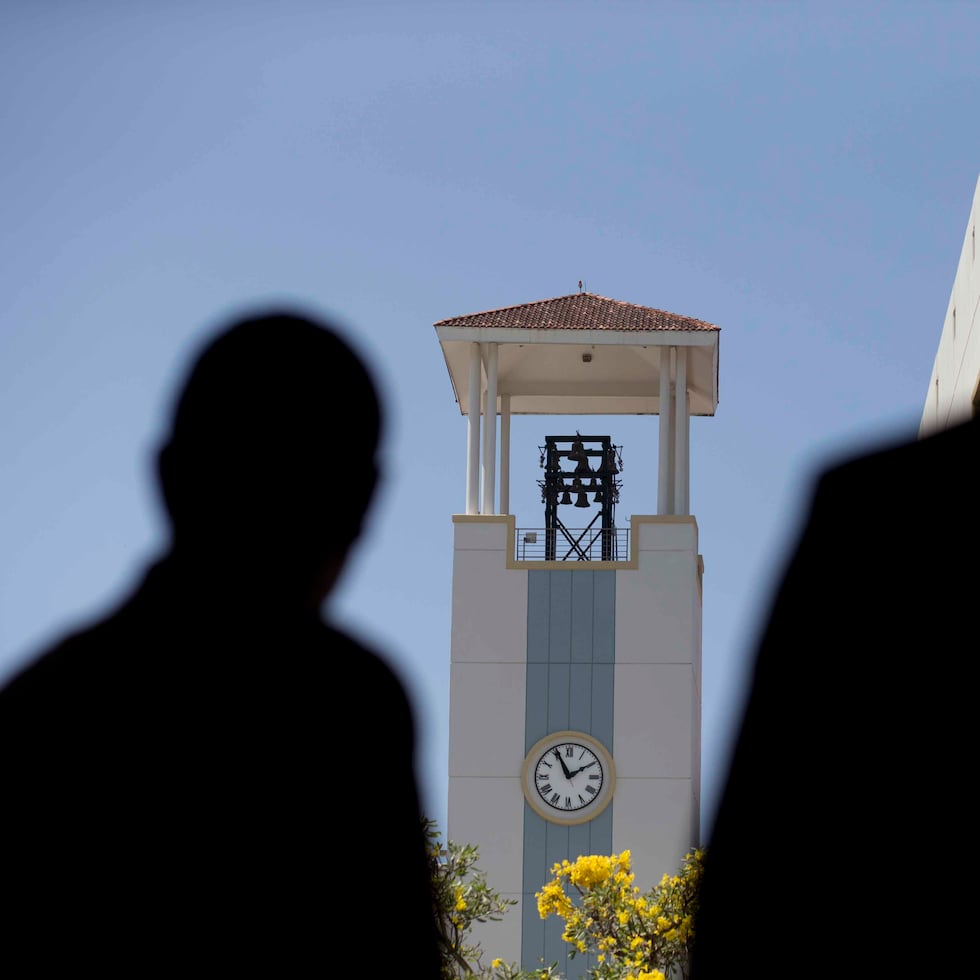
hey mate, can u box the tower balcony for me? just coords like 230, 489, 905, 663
515, 526, 631, 562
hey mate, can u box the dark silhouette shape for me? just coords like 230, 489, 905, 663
690, 416, 978, 978
0, 310, 443, 975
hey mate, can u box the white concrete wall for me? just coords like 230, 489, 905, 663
446, 514, 704, 964
447, 516, 528, 966
921, 174, 980, 435
613, 517, 702, 889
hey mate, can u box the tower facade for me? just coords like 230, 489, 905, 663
435, 292, 720, 976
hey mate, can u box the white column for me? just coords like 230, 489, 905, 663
673, 347, 689, 515
658, 347, 674, 514
499, 394, 511, 515
481, 343, 498, 515
466, 342, 482, 514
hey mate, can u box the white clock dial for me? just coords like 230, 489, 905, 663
534, 741, 603, 811
521, 731, 615, 825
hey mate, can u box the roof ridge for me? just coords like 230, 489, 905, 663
434, 292, 582, 325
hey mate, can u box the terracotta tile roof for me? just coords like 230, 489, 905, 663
434, 292, 719, 333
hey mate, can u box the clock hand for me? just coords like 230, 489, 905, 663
568, 760, 598, 778
553, 748, 573, 779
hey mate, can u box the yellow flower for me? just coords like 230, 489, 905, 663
536, 882, 573, 919
491, 958, 502, 969
569, 854, 614, 888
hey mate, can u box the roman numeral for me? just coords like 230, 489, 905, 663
550, 792, 560, 804
586, 785, 597, 796
565, 746, 574, 758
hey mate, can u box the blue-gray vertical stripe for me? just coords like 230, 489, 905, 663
521, 569, 616, 979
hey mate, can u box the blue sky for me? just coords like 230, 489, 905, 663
2, 0, 978, 836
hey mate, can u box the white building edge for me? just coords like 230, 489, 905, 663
920, 174, 980, 435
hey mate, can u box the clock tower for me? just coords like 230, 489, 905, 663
435, 291, 719, 977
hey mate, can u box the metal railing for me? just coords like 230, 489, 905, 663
514, 527, 631, 562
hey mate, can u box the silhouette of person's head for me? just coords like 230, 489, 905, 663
157, 309, 383, 608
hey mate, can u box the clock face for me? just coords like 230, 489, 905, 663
521, 731, 615, 825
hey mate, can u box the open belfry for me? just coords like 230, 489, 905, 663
434, 290, 720, 976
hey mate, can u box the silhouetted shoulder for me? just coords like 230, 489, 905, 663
0, 609, 134, 721
813, 414, 979, 505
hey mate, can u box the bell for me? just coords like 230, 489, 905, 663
574, 492, 590, 508
575, 458, 593, 477
593, 489, 604, 503
560, 490, 572, 505
568, 437, 587, 462
587, 478, 597, 489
